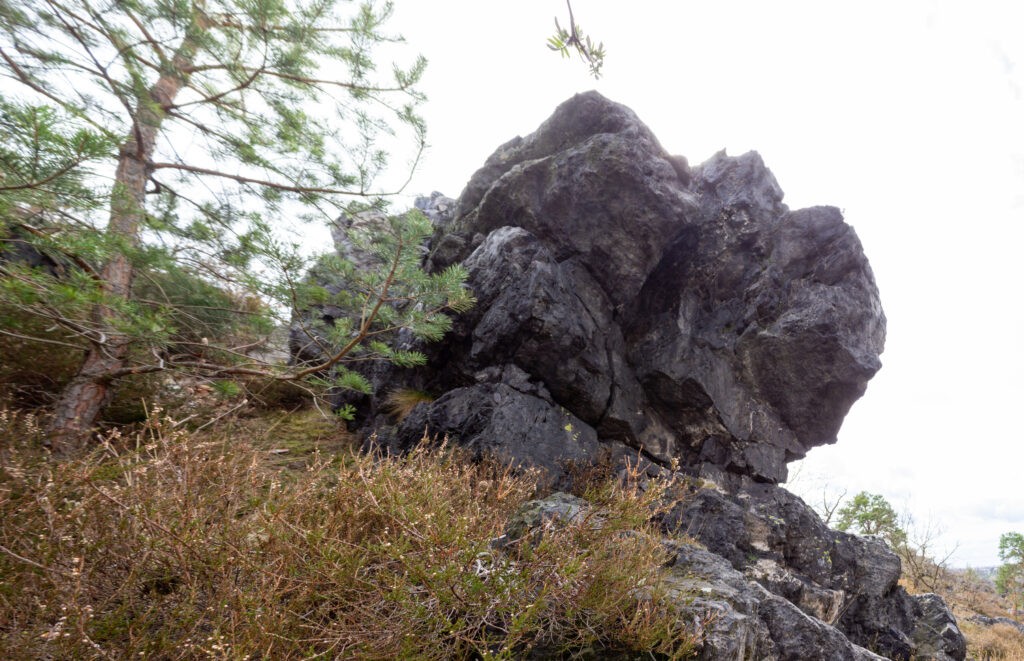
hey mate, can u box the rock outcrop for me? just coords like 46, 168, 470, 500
665, 482, 964, 660
301, 92, 963, 660
384, 91, 884, 488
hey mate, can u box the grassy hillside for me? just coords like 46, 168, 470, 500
0, 405, 700, 660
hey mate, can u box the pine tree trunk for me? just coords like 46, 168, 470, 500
45, 17, 204, 453
46, 141, 153, 452
46, 350, 121, 455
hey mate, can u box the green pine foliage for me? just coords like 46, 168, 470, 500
834, 491, 908, 550
547, 1, 606, 79
287, 208, 474, 389
0, 0, 463, 446
996, 532, 1024, 614
0, 100, 114, 218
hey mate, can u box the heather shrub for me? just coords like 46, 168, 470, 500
0, 409, 699, 659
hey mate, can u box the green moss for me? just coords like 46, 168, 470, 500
243, 376, 312, 410
88, 460, 131, 483
243, 408, 356, 471
89, 606, 138, 643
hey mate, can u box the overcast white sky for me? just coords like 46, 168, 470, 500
383, 1, 1024, 567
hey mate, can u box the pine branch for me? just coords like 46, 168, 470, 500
0, 47, 116, 138
149, 161, 378, 196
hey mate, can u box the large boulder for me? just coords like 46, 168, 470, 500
297, 91, 962, 660
380, 91, 884, 487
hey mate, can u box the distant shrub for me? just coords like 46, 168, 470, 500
0, 303, 82, 407
0, 410, 700, 659
132, 265, 273, 352
0, 305, 173, 422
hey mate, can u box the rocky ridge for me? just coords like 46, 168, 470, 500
303, 92, 963, 660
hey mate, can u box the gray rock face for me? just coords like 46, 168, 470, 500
414, 191, 457, 230
385, 90, 885, 486
665, 481, 965, 660
666, 543, 890, 661
504, 493, 890, 660
393, 382, 600, 478
298, 91, 961, 660
628, 154, 885, 483
911, 593, 967, 661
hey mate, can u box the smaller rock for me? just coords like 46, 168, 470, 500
392, 383, 600, 477
665, 542, 887, 661
328, 207, 391, 271
912, 593, 967, 661
414, 191, 457, 230
500, 492, 589, 546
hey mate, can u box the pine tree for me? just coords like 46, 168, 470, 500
0, 0, 470, 453
834, 491, 908, 549
996, 532, 1024, 618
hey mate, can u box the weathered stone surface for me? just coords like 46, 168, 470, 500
414, 191, 457, 230
627, 153, 885, 483
912, 593, 967, 661
500, 491, 589, 545
306, 90, 886, 486
664, 480, 966, 660
499, 493, 888, 660
295, 91, 961, 660
452, 91, 689, 229
388, 382, 600, 478
401, 91, 885, 486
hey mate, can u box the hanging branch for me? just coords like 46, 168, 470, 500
547, 0, 606, 78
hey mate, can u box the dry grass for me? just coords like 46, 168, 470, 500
959, 620, 1024, 660
383, 387, 435, 422
0, 407, 699, 659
